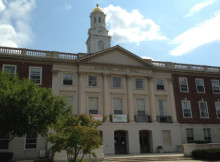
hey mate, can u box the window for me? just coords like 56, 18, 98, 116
199, 101, 209, 118
179, 77, 188, 92
162, 130, 171, 145
29, 67, 42, 84
0, 135, 9, 149
65, 96, 74, 112
215, 102, 220, 119
181, 100, 192, 118
158, 100, 167, 116
63, 73, 73, 85
156, 80, 164, 90
25, 133, 37, 149
94, 17, 96, 23
98, 40, 104, 51
3, 64, 16, 74
98, 17, 101, 23
196, 79, 205, 93
135, 79, 143, 89
88, 76, 97, 87
186, 128, 194, 143
112, 77, 121, 88
136, 99, 145, 116
203, 128, 211, 143
212, 80, 220, 93
113, 98, 122, 114
88, 97, 98, 114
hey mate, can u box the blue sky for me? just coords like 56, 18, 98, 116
0, 0, 220, 66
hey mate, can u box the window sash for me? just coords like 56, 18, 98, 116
182, 101, 192, 118
186, 129, 194, 143
135, 79, 143, 89
88, 76, 97, 86
63, 74, 73, 85
203, 129, 211, 142
112, 77, 121, 88
179, 77, 188, 92
199, 101, 209, 118
113, 98, 122, 114
156, 80, 164, 90
3, 65, 16, 74
88, 97, 98, 114
30, 67, 41, 84
196, 79, 205, 92
158, 100, 166, 116
215, 102, 220, 118
136, 99, 145, 111
25, 133, 37, 149
212, 80, 220, 93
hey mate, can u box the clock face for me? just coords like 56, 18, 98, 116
98, 29, 104, 34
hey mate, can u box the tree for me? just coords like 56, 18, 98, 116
49, 114, 104, 162
0, 72, 69, 141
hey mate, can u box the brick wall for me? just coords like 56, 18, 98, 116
0, 60, 52, 88
173, 74, 220, 124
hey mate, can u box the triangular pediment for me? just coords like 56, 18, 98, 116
78, 46, 153, 68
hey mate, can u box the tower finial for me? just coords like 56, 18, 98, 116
96, 4, 99, 8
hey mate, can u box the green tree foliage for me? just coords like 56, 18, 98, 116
49, 114, 103, 162
0, 72, 69, 141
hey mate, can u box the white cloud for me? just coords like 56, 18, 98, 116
170, 10, 220, 56
141, 56, 155, 60
64, 3, 72, 10
184, 0, 216, 18
0, 0, 35, 47
103, 5, 167, 44
0, 0, 5, 12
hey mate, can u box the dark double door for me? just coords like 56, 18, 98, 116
139, 130, 150, 153
114, 131, 127, 154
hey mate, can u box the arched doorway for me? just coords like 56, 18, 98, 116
139, 130, 150, 153
114, 130, 128, 154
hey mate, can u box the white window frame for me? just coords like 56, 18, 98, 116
179, 77, 189, 92
186, 128, 194, 143
211, 80, 220, 94
158, 100, 167, 117
135, 78, 143, 89
25, 133, 37, 150
62, 73, 73, 86
195, 78, 205, 93
199, 101, 209, 118
136, 99, 146, 116
88, 97, 98, 114
215, 102, 220, 119
112, 77, 122, 88
181, 100, 192, 118
113, 98, 123, 114
29, 66, 42, 85
203, 128, 211, 143
2, 64, 17, 75
156, 79, 165, 90
88, 75, 97, 87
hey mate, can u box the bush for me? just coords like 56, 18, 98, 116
0, 152, 13, 162
192, 148, 220, 161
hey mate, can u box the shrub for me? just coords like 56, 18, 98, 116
0, 152, 13, 162
192, 148, 220, 161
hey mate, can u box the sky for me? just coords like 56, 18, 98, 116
0, 0, 220, 66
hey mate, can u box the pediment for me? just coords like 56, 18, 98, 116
79, 46, 153, 68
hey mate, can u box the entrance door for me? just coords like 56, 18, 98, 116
139, 130, 150, 153
114, 131, 127, 154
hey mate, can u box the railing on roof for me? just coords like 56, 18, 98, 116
151, 61, 220, 73
0, 46, 78, 60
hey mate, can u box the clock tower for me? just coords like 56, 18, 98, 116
86, 4, 111, 53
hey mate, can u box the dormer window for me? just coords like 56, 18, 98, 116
98, 17, 101, 23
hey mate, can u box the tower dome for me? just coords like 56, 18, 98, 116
92, 4, 103, 13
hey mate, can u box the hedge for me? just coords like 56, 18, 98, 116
192, 148, 220, 161
0, 152, 13, 162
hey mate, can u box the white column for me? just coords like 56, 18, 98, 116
148, 76, 157, 122
168, 78, 177, 122
78, 72, 85, 114
103, 73, 109, 121
127, 75, 134, 122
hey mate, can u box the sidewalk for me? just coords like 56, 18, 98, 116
101, 153, 208, 161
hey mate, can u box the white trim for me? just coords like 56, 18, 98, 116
62, 73, 74, 86
199, 101, 209, 119
195, 78, 205, 93
156, 79, 165, 91
215, 102, 220, 119
181, 100, 192, 118
29, 66, 42, 85
179, 77, 189, 92
211, 79, 220, 94
2, 64, 17, 74
24, 133, 37, 150
135, 78, 144, 90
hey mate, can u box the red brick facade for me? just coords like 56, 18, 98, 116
173, 73, 220, 124
0, 60, 52, 88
